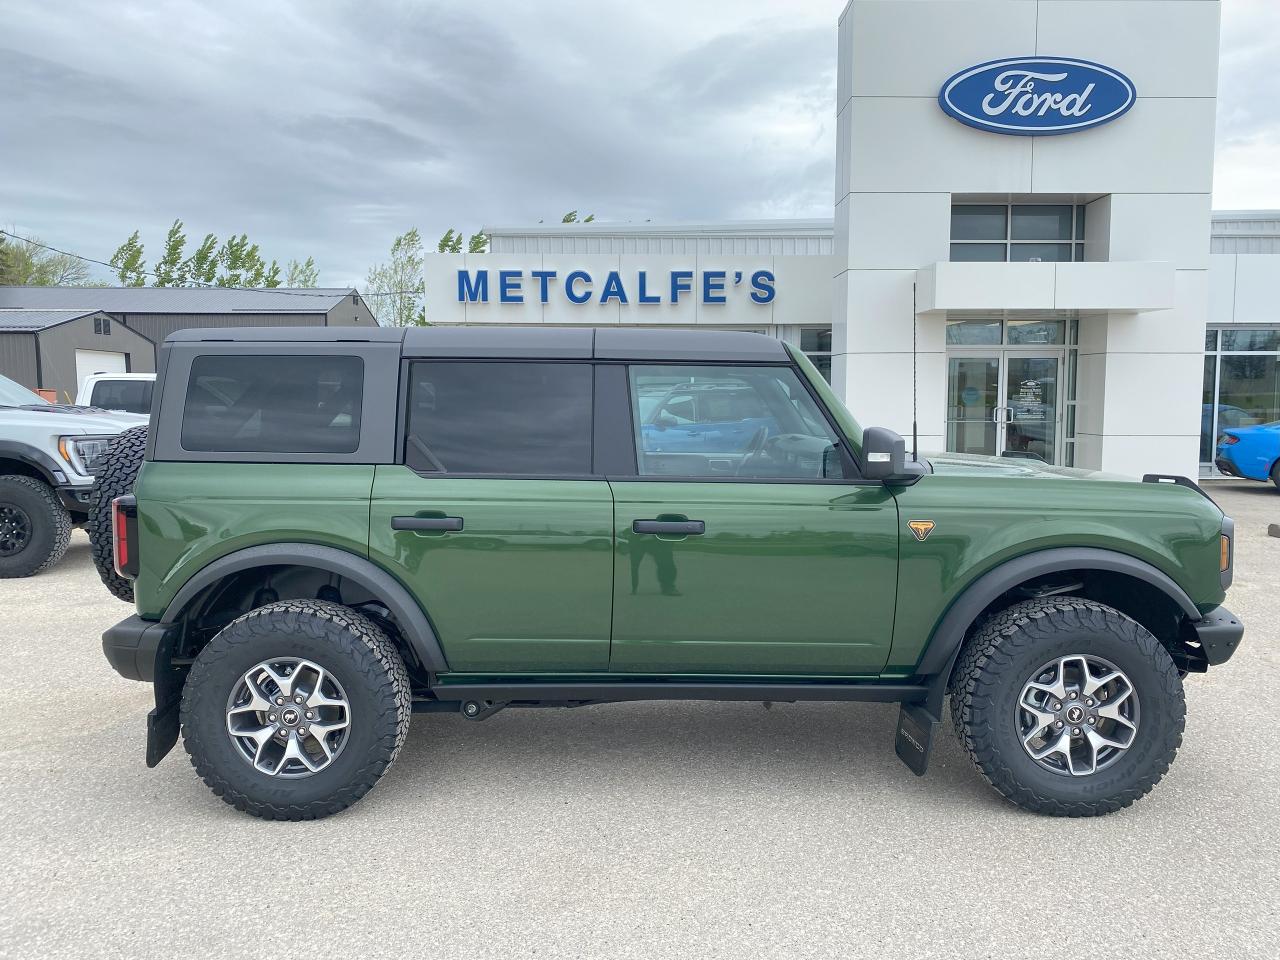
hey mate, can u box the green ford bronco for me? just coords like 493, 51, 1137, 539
99, 326, 1242, 820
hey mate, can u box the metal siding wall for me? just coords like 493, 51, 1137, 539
120, 313, 322, 343
325, 297, 379, 326
36, 314, 156, 400
487, 232, 834, 256
0, 333, 39, 388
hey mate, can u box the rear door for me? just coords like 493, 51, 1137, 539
369, 360, 614, 674
607, 361, 899, 676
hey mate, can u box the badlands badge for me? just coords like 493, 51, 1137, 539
908, 520, 936, 542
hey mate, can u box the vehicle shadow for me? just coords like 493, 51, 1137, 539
377, 699, 997, 809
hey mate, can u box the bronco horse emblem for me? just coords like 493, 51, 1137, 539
908, 520, 936, 542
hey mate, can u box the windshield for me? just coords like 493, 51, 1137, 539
0, 375, 48, 407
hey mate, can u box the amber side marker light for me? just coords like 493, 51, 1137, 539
1221, 534, 1232, 572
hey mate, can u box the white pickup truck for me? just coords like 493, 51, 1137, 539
75, 372, 156, 415
0, 374, 147, 577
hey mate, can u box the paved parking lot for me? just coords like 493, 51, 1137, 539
1, 481, 1277, 959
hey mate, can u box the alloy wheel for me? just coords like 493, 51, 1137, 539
225, 658, 351, 778
1016, 654, 1140, 777
0, 503, 32, 557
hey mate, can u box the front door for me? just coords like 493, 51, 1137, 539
946, 352, 1063, 463
609, 362, 899, 676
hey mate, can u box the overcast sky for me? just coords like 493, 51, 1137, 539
1, 0, 1276, 287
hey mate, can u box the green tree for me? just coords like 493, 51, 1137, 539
153, 219, 188, 287
437, 229, 463, 253
215, 234, 271, 287
365, 228, 425, 327
0, 233, 91, 285
561, 210, 595, 223
182, 233, 218, 286
468, 231, 488, 253
108, 230, 147, 286
286, 256, 319, 287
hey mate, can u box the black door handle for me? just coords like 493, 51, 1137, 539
392, 516, 464, 532
633, 519, 705, 536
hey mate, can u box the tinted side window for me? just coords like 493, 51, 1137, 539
91, 379, 153, 414
629, 364, 847, 480
405, 362, 593, 475
181, 355, 363, 453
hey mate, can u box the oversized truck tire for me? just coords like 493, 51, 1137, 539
88, 425, 148, 602
181, 600, 413, 820
948, 596, 1184, 817
0, 475, 72, 578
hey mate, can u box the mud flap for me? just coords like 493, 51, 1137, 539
895, 703, 940, 777
145, 625, 186, 768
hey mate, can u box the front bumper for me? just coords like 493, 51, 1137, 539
1189, 605, 1244, 666
56, 484, 94, 515
102, 615, 176, 682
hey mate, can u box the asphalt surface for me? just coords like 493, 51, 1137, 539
1, 481, 1277, 959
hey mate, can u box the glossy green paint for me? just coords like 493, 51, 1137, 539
609, 480, 899, 674
369, 466, 614, 672
132, 461, 375, 620
884, 461, 1226, 673
787, 344, 864, 458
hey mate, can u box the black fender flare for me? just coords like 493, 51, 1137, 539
0, 439, 63, 486
161, 542, 449, 672
914, 547, 1200, 679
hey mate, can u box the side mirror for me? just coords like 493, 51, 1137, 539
654, 415, 676, 432
862, 426, 926, 484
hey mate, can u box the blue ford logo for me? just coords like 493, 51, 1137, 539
938, 57, 1136, 136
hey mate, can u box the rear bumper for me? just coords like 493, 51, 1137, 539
102, 615, 175, 682
1189, 605, 1244, 666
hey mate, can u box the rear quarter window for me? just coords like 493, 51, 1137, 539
180, 355, 364, 453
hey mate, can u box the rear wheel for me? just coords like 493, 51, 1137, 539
948, 596, 1184, 816
0, 475, 71, 578
181, 600, 412, 820
1271, 459, 1279, 491
88, 425, 148, 601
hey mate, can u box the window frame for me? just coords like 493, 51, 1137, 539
152, 341, 401, 465
950, 202, 1089, 264
605, 360, 868, 484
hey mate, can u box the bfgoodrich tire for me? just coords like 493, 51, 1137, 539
948, 596, 1185, 817
181, 600, 412, 820
0, 475, 72, 578
87, 425, 147, 601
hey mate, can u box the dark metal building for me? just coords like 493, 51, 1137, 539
0, 287, 376, 398
0, 309, 156, 401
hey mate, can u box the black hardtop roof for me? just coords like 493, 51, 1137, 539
165, 325, 791, 362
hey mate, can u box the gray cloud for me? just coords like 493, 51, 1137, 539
0, 0, 1274, 287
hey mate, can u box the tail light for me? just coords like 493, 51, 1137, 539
112, 495, 139, 579
1219, 434, 1239, 446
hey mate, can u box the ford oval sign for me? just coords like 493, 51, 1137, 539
938, 57, 1136, 136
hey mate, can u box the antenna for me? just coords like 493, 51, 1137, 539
911, 281, 919, 461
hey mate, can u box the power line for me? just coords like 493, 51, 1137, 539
0, 229, 423, 298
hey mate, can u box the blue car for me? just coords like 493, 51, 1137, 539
1216, 420, 1280, 490
640, 382, 779, 455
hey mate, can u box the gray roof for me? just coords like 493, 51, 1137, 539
0, 286, 359, 314
0, 308, 103, 332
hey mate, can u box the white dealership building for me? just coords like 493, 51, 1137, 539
425, 0, 1278, 480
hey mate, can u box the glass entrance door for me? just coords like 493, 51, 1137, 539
1003, 356, 1060, 463
947, 352, 1064, 463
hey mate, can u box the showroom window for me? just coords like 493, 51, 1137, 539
777, 326, 833, 383
1201, 327, 1280, 469
951, 204, 1088, 263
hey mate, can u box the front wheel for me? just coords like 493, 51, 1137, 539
948, 597, 1185, 817
181, 600, 412, 820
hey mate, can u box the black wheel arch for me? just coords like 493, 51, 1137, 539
0, 440, 64, 486
915, 547, 1201, 681
160, 542, 449, 673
